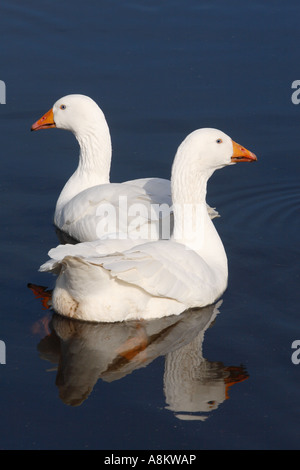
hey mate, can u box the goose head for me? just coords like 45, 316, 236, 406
174, 128, 257, 175
31, 94, 108, 137
171, 128, 257, 206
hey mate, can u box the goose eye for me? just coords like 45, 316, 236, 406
216, 138, 223, 144
60, 104, 66, 110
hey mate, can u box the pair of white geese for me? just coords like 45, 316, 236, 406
32, 94, 257, 323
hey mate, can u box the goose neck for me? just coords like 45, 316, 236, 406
171, 166, 226, 272
75, 125, 111, 182
54, 124, 112, 219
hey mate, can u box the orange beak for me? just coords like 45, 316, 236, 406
31, 108, 56, 131
231, 140, 257, 163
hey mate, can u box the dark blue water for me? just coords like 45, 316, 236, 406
0, 0, 300, 450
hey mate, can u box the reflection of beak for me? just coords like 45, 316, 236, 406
31, 108, 56, 131
231, 140, 257, 163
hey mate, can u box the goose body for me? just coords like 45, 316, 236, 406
31, 94, 217, 242
40, 128, 257, 322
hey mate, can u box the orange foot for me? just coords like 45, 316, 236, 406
28, 283, 52, 310
224, 365, 249, 399
28, 283, 53, 337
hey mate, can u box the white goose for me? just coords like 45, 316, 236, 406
40, 128, 257, 323
31, 94, 217, 242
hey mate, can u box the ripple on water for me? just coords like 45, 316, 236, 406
214, 180, 300, 242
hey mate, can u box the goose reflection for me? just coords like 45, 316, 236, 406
30, 285, 248, 419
